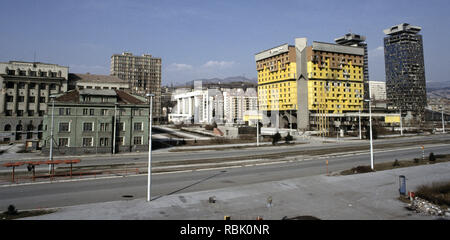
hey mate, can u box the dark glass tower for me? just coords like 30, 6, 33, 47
383, 23, 427, 120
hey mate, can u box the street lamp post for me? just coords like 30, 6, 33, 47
365, 99, 374, 170
49, 96, 55, 173
256, 98, 259, 147
358, 109, 362, 140
146, 93, 154, 202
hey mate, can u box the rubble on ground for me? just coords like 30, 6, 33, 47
406, 197, 450, 217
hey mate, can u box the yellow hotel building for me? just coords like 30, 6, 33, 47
255, 39, 365, 130
306, 42, 364, 114
255, 44, 298, 112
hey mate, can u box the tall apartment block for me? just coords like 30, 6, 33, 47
383, 23, 427, 120
0, 61, 69, 143
335, 33, 369, 108
110, 52, 161, 120
255, 38, 364, 132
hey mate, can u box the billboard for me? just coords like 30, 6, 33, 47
385, 115, 400, 123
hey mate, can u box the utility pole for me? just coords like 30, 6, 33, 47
365, 99, 374, 170
49, 96, 55, 173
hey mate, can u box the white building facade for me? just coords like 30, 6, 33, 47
169, 88, 257, 125
369, 81, 387, 101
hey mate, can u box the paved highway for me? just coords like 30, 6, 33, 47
1, 139, 449, 211
2, 134, 449, 169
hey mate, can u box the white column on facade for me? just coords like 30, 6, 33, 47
12, 82, 18, 115
177, 98, 181, 114
24, 83, 29, 114
188, 96, 192, 116
0, 80, 5, 114
34, 83, 39, 114
209, 96, 213, 124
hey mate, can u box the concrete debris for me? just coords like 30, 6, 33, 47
407, 197, 449, 217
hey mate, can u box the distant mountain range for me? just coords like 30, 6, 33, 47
427, 81, 450, 99
427, 81, 450, 91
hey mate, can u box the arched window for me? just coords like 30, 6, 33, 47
4, 124, 11, 131
16, 124, 23, 131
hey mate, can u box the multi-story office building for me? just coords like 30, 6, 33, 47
335, 33, 369, 109
69, 73, 129, 91
223, 88, 257, 124
368, 81, 387, 101
110, 52, 161, 120
41, 89, 150, 155
383, 23, 427, 120
0, 61, 69, 143
169, 87, 257, 125
255, 38, 364, 131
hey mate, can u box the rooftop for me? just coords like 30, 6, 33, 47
54, 89, 146, 105
334, 33, 366, 45
69, 73, 127, 84
383, 23, 421, 35
312, 41, 364, 55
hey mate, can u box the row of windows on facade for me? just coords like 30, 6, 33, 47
5, 69, 63, 78
5, 95, 48, 103
309, 73, 362, 79
256, 54, 290, 69
112, 65, 161, 71
259, 82, 362, 90
78, 86, 126, 90
3, 132, 42, 142
4, 82, 59, 90
4, 110, 45, 117
312, 52, 363, 62
58, 136, 144, 147
57, 122, 144, 133
259, 73, 296, 81
55, 108, 146, 116
310, 103, 362, 109
312, 67, 362, 73
258, 66, 293, 75
112, 58, 161, 64
114, 74, 161, 80
3, 123, 43, 132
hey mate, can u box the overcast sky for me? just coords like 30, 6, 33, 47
1, 0, 449, 86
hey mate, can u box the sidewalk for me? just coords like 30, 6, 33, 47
22, 162, 450, 220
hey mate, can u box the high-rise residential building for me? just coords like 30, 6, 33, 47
0, 61, 69, 143
383, 23, 427, 120
110, 52, 161, 120
335, 33, 369, 109
255, 38, 364, 131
